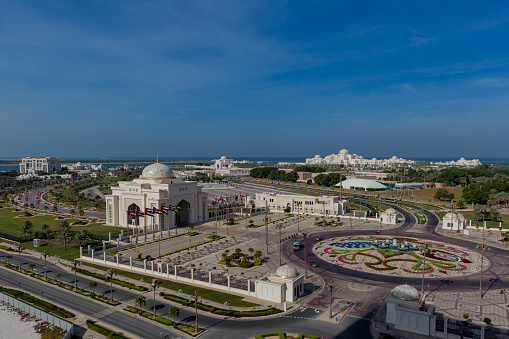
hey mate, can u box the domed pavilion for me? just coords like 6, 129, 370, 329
255, 264, 304, 303
105, 160, 208, 231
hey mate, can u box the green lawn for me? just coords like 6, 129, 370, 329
80, 262, 260, 307
0, 206, 124, 239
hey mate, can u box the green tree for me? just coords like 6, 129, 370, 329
42, 224, 51, 246
248, 247, 254, 258
88, 281, 97, 295
135, 295, 146, 314
55, 273, 62, 283
28, 263, 36, 272
52, 205, 58, 213
434, 188, 454, 201
75, 229, 90, 246
4, 255, 12, 265
43, 205, 49, 215
19, 220, 34, 242
168, 306, 179, 327
59, 221, 73, 250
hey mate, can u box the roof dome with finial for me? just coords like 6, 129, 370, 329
275, 265, 298, 279
391, 284, 420, 301
140, 154, 174, 180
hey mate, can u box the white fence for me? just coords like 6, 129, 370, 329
0, 291, 74, 339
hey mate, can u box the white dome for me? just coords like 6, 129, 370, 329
275, 265, 298, 279
336, 178, 387, 190
314, 154, 321, 158
391, 284, 420, 301
385, 208, 397, 214
444, 212, 458, 218
221, 156, 227, 160
339, 149, 349, 154
140, 163, 174, 179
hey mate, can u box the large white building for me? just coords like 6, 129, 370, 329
254, 192, 348, 216
65, 162, 105, 171
19, 157, 61, 174
213, 156, 251, 176
306, 149, 414, 168
105, 162, 208, 230
431, 157, 482, 168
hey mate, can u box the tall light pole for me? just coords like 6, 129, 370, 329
105, 269, 116, 302
17, 243, 22, 271
480, 219, 487, 299
327, 279, 335, 319
41, 251, 49, 280
275, 223, 284, 266
71, 259, 81, 291
151, 279, 161, 318
302, 231, 308, 278
420, 243, 428, 296
295, 201, 302, 232
264, 200, 270, 255
193, 290, 199, 334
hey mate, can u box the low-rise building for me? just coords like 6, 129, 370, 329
254, 192, 348, 216
213, 156, 251, 176
19, 157, 61, 174
255, 265, 304, 303
442, 212, 466, 231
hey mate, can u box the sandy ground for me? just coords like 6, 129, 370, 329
0, 304, 40, 339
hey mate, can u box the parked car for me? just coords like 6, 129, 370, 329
310, 261, 318, 267
315, 236, 323, 241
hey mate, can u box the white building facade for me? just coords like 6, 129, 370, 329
105, 163, 208, 230
255, 193, 348, 216
19, 157, 61, 174
306, 149, 414, 168
441, 212, 466, 231
380, 208, 399, 225
213, 156, 251, 176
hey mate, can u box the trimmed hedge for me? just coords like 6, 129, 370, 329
75, 267, 148, 291
86, 320, 132, 339
161, 293, 281, 317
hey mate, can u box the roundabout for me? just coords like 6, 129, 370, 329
312, 235, 489, 279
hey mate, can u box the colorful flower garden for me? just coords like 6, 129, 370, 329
312, 236, 488, 278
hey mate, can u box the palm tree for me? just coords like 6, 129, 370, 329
52, 205, 58, 213
5, 255, 12, 265
19, 220, 34, 242
135, 295, 146, 314
88, 281, 97, 295
254, 250, 262, 259
248, 247, 254, 258
75, 229, 90, 246
59, 221, 73, 250
55, 273, 62, 283
70, 209, 75, 217
79, 209, 84, 217
44, 205, 49, 215
168, 306, 179, 327
28, 263, 36, 272
42, 224, 51, 246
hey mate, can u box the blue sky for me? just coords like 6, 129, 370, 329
1, 1, 508, 159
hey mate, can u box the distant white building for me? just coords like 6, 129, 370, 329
255, 192, 348, 216
66, 162, 105, 171
20, 157, 61, 174
213, 156, 251, 176
336, 178, 387, 190
306, 149, 414, 168
431, 157, 482, 168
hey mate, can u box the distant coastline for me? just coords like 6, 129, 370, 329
1, 156, 509, 173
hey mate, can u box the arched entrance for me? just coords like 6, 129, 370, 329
176, 200, 190, 227
127, 203, 140, 226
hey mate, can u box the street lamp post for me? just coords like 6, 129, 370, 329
327, 279, 335, 319
480, 220, 487, 299
420, 243, 428, 296
193, 290, 199, 334
302, 231, 308, 278
71, 259, 81, 291
264, 201, 270, 255
105, 269, 116, 302
17, 243, 22, 271
275, 223, 284, 266
295, 201, 302, 232
151, 279, 161, 318
41, 251, 49, 280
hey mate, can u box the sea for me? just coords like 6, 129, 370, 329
1, 156, 509, 173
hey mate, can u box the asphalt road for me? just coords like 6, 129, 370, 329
0, 249, 370, 338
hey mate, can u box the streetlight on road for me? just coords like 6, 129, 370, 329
327, 279, 335, 319
151, 279, 161, 318
105, 269, 116, 302
302, 231, 308, 278
71, 259, 81, 291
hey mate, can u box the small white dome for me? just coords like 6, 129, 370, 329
444, 212, 458, 218
221, 156, 227, 160
339, 149, 349, 154
314, 154, 321, 158
275, 265, 298, 279
141, 163, 174, 179
391, 284, 420, 301
385, 208, 397, 214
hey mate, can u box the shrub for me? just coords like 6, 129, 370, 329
483, 317, 492, 325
